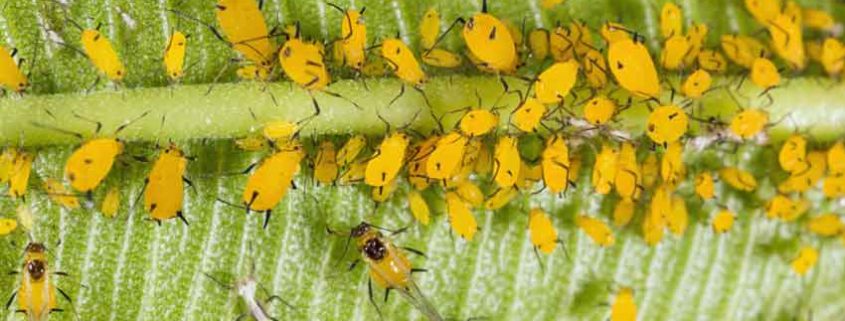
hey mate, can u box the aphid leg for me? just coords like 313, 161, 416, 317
263, 210, 272, 229
532, 247, 546, 273
410, 268, 428, 274
266, 295, 297, 310
57, 286, 73, 304
233, 313, 248, 321
347, 259, 360, 271
177, 211, 189, 226
368, 279, 383, 317
384, 288, 391, 303
85, 76, 101, 94
183, 177, 196, 192
387, 83, 405, 108
322, 90, 363, 110
401, 246, 428, 258
4, 291, 16, 310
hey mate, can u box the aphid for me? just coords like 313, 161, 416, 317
456, 180, 484, 208
101, 186, 120, 218
492, 136, 521, 188
582, 48, 609, 89
0, 46, 29, 93
601, 22, 631, 44
696, 50, 727, 73
661, 35, 690, 70
337, 135, 367, 167
660, 141, 685, 187
766, 194, 808, 221
511, 97, 547, 133
163, 31, 188, 81
10, 243, 71, 321
613, 198, 635, 227
683, 23, 709, 66
0, 148, 17, 183
459, 109, 499, 137
779, 151, 826, 193
484, 186, 518, 210
576, 215, 614, 247
422, 49, 463, 68
719, 167, 757, 191
592, 144, 618, 195
420, 8, 440, 50
660, 3, 683, 39
0, 218, 16, 235
730, 109, 769, 139
608, 37, 661, 98
744, 0, 781, 25
528, 29, 550, 60
712, 209, 735, 234
583, 96, 617, 126
204, 266, 295, 321
750, 57, 781, 90
720, 34, 768, 69
541, 134, 571, 194
65, 138, 123, 193
365, 132, 410, 187
313, 141, 338, 185
43, 179, 80, 210
646, 105, 688, 147
791, 246, 818, 276
667, 196, 688, 236
643, 210, 665, 246
427, 132, 468, 180
16, 204, 33, 231
534, 61, 579, 104
474, 143, 493, 176
806, 213, 843, 237
516, 161, 543, 189
279, 26, 331, 91
8, 152, 34, 199
649, 184, 672, 228
214, 0, 275, 69
779, 134, 808, 174
827, 141, 845, 175
528, 208, 559, 254
802, 8, 835, 31
821, 38, 845, 76
610, 287, 637, 321
767, 13, 806, 70
641, 153, 659, 188
615, 142, 641, 200
327, 3, 367, 70
144, 144, 190, 225
242, 142, 305, 228
81, 28, 126, 81
694, 172, 715, 200
446, 192, 478, 241
371, 180, 398, 203
681, 69, 712, 99
461, 0, 518, 73
407, 190, 431, 225
381, 38, 425, 86
407, 135, 439, 190
235, 65, 270, 81
338, 161, 367, 185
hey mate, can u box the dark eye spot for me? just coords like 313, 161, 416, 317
648, 124, 655, 132
616, 61, 624, 69
283, 47, 292, 57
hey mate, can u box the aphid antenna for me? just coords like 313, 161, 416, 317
202, 272, 233, 290
425, 16, 465, 56
29, 121, 84, 140
114, 110, 151, 136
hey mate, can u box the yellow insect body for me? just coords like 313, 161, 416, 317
336, 135, 367, 167
371, 180, 398, 203
365, 133, 409, 187
576, 215, 614, 247
828, 141, 845, 175
462, 12, 518, 73
615, 143, 641, 200
601, 22, 631, 44
215, 0, 275, 68
338, 161, 366, 185
335, 8, 367, 70
641, 153, 659, 188
534, 61, 579, 104
681, 69, 712, 99
65, 138, 123, 193
528, 208, 558, 254
484, 187, 518, 210
407, 190, 431, 225
667, 196, 688, 236
712, 209, 735, 234
803, 8, 835, 31
768, 13, 805, 70
643, 210, 665, 246
660, 3, 683, 39
17, 243, 59, 321
611, 288, 637, 321
81, 29, 126, 81
314, 141, 338, 184
407, 135, 439, 190
492, 136, 520, 188
608, 38, 661, 99
511, 97, 547, 133
806, 213, 843, 237
0, 218, 16, 235
144, 145, 188, 223
696, 50, 727, 73
684, 23, 709, 66
0, 46, 28, 92
235, 64, 270, 80
582, 48, 609, 89
8, 152, 34, 198
446, 192, 477, 241
779, 151, 826, 193
661, 35, 690, 70
541, 134, 571, 194
422, 48, 463, 68
613, 198, 635, 227
426, 132, 468, 180
647, 105, 688, 147
719, 167, 757, 191
583, 96, 617, 125
528, 29, 550, 60
420, 8, 440, 50
660, 141, 685, 187
279, 37, 330, 90
381, 38, 425, 86
456, 180, 484, 208
694, 172, 715, 200
163, 31, 188, 80
242, 143, 304, 213
791, 246, 818, 276
0, 148, 17, 183
101, 186, 120, 218
592, 144, 618, 195
821, 38, 845, 76
744, 0, 781, 25
459, 109, 499, 137
43, 179, 80, 209
730, 109, 769, 139
779, 135, 808, 174
750, 57, 781, 90
721, 34, 768, 69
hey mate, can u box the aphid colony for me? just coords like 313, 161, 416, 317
2, 0, 845, 320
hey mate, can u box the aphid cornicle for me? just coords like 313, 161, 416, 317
460, 0, 518, 73
81, 28, 126, 81
163, 31, 188, 81
0, 46, 29, 93
144, 144, 190, 225
242, 141, 305, 229
8, 243, 72, 321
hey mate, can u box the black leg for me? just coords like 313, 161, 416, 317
401, 247, 427, 258
368, 279, 382, 318
177, 211, 189, 226
266, 295, 296, 310
263, 210, 272, 229
5, 291, 16, 310
383, 288, 391, 303
387, 84, 405, 108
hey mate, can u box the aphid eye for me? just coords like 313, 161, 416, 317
26, 260, 45, 279
395, 47, 401, 55
467, 18, 475, 30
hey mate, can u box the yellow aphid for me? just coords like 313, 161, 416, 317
779, 134, 808, 173
446, 192, 477, 241
534, 61, 579, 104
0, 148, 17, 183
576, 215, 615, 247
696, 50, 727, 73
601, 22, 631, 44
712, 209, 735, 234
660, 141, 685, 186
0, 218, 16, 235
681, 69, 712, 99
582, 48, 609, 89
462, 4, 518, 73
683, 23, 709, 66
548, 26, 575, 62
427, 132, 468, 180
330, 5, 367, 70
541, 134, 571, 194
144, 144, 189, 224
365, 133, 410, 187
592, 144, 618, 195
313, 141, 338, 184
235, 134, 267, 151
608, 38, 661, 98
823, 174, 845, 198
719, 167, 757, 191
371, 180, 398, 203
528, 29, 550, 60
459, 109, 499, 137
750, 57, 781, 90
660, 2, 683, 39
101, 186, 120, 218
407, 135, 439, 190
744, 0, 782, 25
667, 196, 688, 236
806, 213, 843, 237
456, 180, 484, 208
643, 211, 665, 246
66, 138, 124, 193
803, 8, 835, 31
730, 109, 769, 139
694, 172, 715, 200
16, 243, 60, 320
474, 143, 493, 175
361, 56, 388, 77
779, 151, 826, 193
569, 155, 582, 183
338, 161, 366, 185
541, 0, 565, 9
407, 190, 431, 225
215, 0, 275, 68
768, 14, 806, 70
613, 198, 635, 227
611, 288, 637, 321
821, 38, 845, 76
485, 186, 518, 210
420, 8, 440, 50
336, 135, 367, 167
242, 143, 304, 228
43, 179, 80, 209
262, 121, 298, 144
422, 48, 463, 68
163, 31, 188, 81
641, 153, 659, 188
511, 97, 547, 132
16, 204, 33, 231
0, 47, 28, 93
8, 152, 34, 198
661, 35, 691, 70
649, 184, 672, 227
721, 34, 768, 69
646, 105, 688, 147
791, 246, 818, 276
516, 161, 543, 189
528, 208, 559, 254
828, 141, 845, 174
492, 136, 521, 188
81, 29, 126, 81
330, 39, 344, 68
381, 38, 426, 86
236, 65, 270, 80
584, 96, 617, 125
615, 142, 641, 200
763, 195, 790, 219
279, 34, 330, 91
